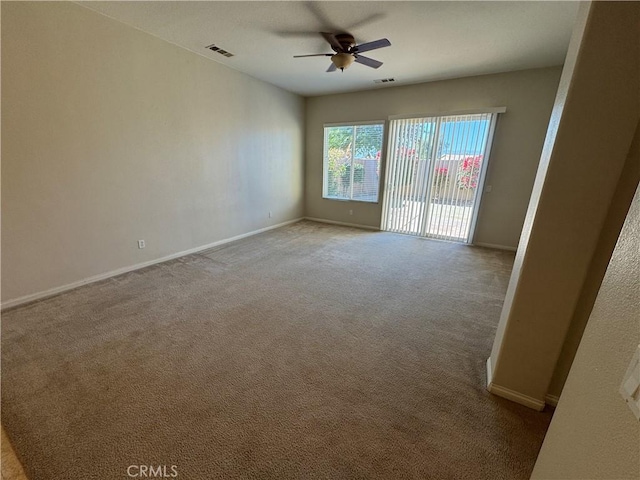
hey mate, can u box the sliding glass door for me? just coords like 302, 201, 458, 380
381, 112, 498, 242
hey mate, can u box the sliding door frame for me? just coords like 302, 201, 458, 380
467, 113, 499, 244
380, 107, 506, 243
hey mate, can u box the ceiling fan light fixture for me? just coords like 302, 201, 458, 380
331, 53, 355, 71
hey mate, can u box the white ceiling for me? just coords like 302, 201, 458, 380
79, 1, 579, 97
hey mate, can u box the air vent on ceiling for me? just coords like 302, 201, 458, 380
374, 78, 395, 84
205, 44, 234, 57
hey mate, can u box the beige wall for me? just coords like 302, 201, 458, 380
547, 123, 640, 398
1, 2, 305, 304
531, 180, 640, 479
305, 67, 562, 248
488, 0, 640, 407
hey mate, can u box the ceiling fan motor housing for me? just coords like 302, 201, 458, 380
333, 33, 356, 52
293, 32, 389, 72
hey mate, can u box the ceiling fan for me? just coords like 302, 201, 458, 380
294, 32, 391, 72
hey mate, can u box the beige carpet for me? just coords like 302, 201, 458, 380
2, 220, 552, 479
2, 427, 28, 480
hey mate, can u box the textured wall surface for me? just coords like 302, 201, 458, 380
305, 67, 562, 248
531, 176, 639, 479
488, 0, 640, 405
1, 2, 305, 303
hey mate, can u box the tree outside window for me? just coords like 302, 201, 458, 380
323, 123, 384, 202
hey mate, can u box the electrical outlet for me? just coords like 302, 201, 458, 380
269, 211, 272, 218
349, 209, 353, 215
138, 240, 145, 249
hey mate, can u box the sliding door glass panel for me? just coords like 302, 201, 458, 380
382, 113, 496, 243
381, 117, 437, 235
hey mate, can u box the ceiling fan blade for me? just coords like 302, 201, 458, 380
345, 13, 386, 31
293, 54, 333, 58
276, 31, 326, 39
321, 32, 344, 52
306, 2, 339, 31
354, 55, 383, 69
326, 63, 337, 73
354, 38, 391, 54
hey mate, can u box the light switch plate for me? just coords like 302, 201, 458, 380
619, 345, 640, 420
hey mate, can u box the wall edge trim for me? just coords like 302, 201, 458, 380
1, 217, 304, 311
488, 383, 546, 411
486, 356, 495, 385
544, 394, 560, 407
474, 242, 517, 252
486, 358, 546, 411
304, 217, 380, 231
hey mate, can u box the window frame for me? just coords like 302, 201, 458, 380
322, 120, 387, 204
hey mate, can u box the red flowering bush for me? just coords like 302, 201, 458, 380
396, 147, 418, 159
457, 155, 483, 189
433, 166, 449, 188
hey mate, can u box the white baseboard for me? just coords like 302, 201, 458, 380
486, 357, 546, 411
486, 356, 495, 385
304, 217, 380, 231
488, 383, 546, 411
473, 242, 517, 252
1, 218, 303, 311
544, 394, 560, 407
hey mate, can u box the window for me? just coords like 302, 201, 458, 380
323, 122, 384, 202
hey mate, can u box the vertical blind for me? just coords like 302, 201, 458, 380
381, 113, 496, 242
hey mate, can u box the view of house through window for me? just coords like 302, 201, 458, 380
323, 122, 384, 202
